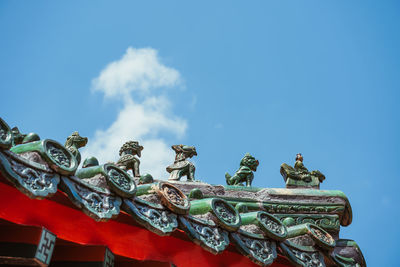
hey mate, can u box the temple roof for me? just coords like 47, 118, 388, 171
0, 117, 365, 267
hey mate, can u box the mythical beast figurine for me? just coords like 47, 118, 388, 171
64, 131, 88, 165
280, 153, 325, 189
116, 141, 143, 178
167, 144, 197, 181
225, 153, 259, 187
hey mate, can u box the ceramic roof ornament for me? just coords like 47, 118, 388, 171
116, 141, 143, 178
167, 144, 197, 182
280, 153, 325, 189
64, 131, 88, 165
225, 153, 259, 187
0, 117, 366, 267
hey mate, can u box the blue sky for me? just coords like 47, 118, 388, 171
1, 1, 399, 265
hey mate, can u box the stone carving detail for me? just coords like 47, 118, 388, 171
263, 203, 343, 214
292, 249, 324, 267
104, 164, 137, 198
61, 176, 121, 221
136, 203, 174, 230
280, 153, 325, 189
156, 182, 190, 215
240, 235, 275, 264
0, 151, 60, 198
277, 214, 340, 231
259, 213, 286, 236
35, 229, 56, 265
225, 153, 259, 187
163, 185, 185, 206
47, 143, 71, 168
123, 199, 178, 235
74, 183, 116, 213
214, 201, 236, 224
179, 216, 230, 254
10, 159, 57, 192
108, 167, 131, 191
116, 141, 143, 177
167, 144, 197, 181
310, 225, 335, 246
64, 131, 88, 165
193, 223, 225, 248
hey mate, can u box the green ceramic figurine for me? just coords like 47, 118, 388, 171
64, 131, 88, 165
116, 141, 143, 178
225, 153, 259, 187
167, 144, 197, 181
280, 153, 325, 189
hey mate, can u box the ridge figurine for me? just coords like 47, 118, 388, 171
116, 141, 143, 177
225, 153, 259, 187
280, 153, 325, 189
166, 144, 197, 181
64, 131, 88, 165
11, 127, 40, 146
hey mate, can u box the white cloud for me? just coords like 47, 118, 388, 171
82, 47, 187, 179
92, 47, 181, 99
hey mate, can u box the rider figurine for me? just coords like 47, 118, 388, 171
167, 144, 197, 181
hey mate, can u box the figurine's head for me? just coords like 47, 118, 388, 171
240, 153, 259, 171
172, 144, 197, 158
65, 131, 88, 149
119, 141, 144, 157
182, 145, 197, 158
296, 153, 303, 162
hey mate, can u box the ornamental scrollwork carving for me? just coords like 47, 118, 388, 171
259, 213, 286, 236
179, 216, 230, 254
47, 143, 71, 168
292, 249, 325, 267
163, 185, 185, 206
74, 184, 116, 213
122, 198, 178, 236
10, 160, 58, 193
241, 235, 276, 265
214, 201, 237, 224
136, 202, 177, 231
108, 167, 131, 191
309, 225, 335, 247
277, 214, 340, 232
156, 182, 190, 215
0, 151, 59, 198
105, 164, 137, 198
280, 242, 326, 267
60, 177, 122, 221
263, 203, 344, 214
193, 223, 225, 248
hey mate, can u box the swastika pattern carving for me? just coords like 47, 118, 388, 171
35, 229, 56, 265
104, 247, 115, 267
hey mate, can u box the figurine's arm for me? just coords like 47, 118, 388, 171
132, 158, 141, 177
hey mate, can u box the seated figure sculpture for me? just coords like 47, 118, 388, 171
116, 141, 143, 178
280, 153, 325, 189
167, 144, 197, 181
225, 153, 259, 187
